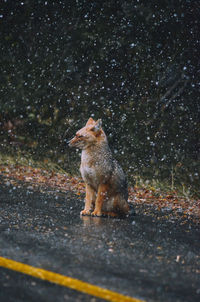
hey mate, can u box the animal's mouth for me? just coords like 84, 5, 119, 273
68, 138, 85, 149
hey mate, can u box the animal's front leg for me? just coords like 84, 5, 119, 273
91, 184, 108, 217
80, 184, 96, 216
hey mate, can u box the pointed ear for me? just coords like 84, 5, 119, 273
91, 119, 102, 132
86, 117, 95, 126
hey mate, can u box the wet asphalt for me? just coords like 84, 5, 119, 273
0, 176, 200, 302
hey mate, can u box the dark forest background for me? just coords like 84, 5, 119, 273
0, 0, 199, 196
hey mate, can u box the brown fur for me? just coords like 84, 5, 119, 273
69, 117, 129, 217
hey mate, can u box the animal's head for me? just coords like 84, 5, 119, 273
68, 117, 106, 149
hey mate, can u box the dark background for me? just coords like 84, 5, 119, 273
0, 0, 199, 195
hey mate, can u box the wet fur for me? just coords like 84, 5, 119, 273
69, 118, 129, 217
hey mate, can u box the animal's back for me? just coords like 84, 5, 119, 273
111, 159, 128, 201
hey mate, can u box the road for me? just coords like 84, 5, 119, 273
0, 176, 200, 302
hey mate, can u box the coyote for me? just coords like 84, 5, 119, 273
69, 117, 129, 217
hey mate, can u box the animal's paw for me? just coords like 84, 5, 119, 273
91, 210, 102, 217
80, 210, 91, 216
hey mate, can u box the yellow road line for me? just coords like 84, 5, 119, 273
0, 256, 145, 302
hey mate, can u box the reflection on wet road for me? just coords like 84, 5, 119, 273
0, 178, 200, 302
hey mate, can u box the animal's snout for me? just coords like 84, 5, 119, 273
67, 137, 74, 146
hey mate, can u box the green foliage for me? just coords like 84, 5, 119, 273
0, 0, 199, 195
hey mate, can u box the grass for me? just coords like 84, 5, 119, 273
0, 148, 66, 174
0, 138, 199, 199
0, 147, 199, 199
134, 175, 192, 200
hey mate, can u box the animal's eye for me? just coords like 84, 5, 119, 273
76, 134, 83, 138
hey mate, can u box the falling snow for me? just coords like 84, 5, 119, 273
0, 0, 199, 196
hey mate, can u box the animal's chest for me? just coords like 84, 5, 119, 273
80, 151, 100, 190
81, 165, 97, 182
